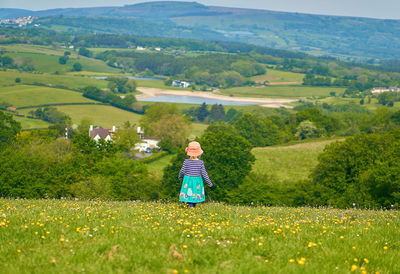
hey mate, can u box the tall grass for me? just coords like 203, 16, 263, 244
251, 139, 341, 181
0, 199, 398, 273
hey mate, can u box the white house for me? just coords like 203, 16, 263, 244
371, 87, 389, 94
371, 86, 399, 94
89, 125, 117, 142
134, 127, 159, 152
172, 80, 191, 88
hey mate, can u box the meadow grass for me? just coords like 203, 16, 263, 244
20, 104, 143, 128
2, 44, 71, 56
189, 123, 208, 138
0, 199, 398, 273
251, 139, 342, 181
319, 97, 400, 112
221, 86, 345, 99
146, 154, 176, 178
0, 85, 95, 108
12, 116, 51, 129
0, 71, 109, 89
5, 52, 118, 74
252, 69, 305, 84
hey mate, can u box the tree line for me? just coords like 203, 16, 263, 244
2, 106, 400, 208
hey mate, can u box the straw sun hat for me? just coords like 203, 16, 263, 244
185, 141, 203, 157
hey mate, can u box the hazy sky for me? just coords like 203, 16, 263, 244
2, 0, 400, 19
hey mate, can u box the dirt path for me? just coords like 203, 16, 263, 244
136, 87, 296, 108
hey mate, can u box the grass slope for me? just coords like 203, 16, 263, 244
252, 69, 305, 84
0, 85, 95, 108
39, 105, 142, 128
252, 139, 342, 181
0, 199, 398, 273
0, 71, 109, 90
5, 52, 119, 74
12, 115, 51, 129
221, 86, 345, 99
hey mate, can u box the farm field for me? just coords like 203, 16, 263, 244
221, 86, 345, 99
319, 97, 400, 112
189, 123, 208, 138
4, 52, 119, 74
252, 69, 305, 84
12, 115, 51, 129
18, 104, 143, 128
0, 199, 398, 273
251, 139, 342, 181
1, 44, 70, 56
0, 85, 95, 108
0, 71, 109, 89
146, 154, 176, 178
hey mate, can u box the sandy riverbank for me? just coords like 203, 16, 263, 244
136, 87, 296, 108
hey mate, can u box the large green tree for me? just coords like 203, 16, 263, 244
234, 113, 281, 147
311, 130, 400, 208
198, 122, 255, 200
0, 111, 21, 149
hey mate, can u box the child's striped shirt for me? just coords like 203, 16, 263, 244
178, 159, 213, 187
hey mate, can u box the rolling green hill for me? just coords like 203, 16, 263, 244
1, 199, 399, 273
251, 139, 343, 181
4, 52, 119, 74
0, 85, 95, 107
0, 70, 109, 89
2, 1, 399, 59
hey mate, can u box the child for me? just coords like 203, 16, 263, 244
178, 141, 213, 207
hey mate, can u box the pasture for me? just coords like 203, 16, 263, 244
12, 116, 51, 129
22, 104, 143, 128
0, 71, 109, 89
0, 85, 95, 108
0, 199, 398, 273
252, 69, 305, 85
221, 86, 345, 99
4, 52, 119, 74
251, 139, 342, 182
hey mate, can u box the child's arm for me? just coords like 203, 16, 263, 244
178, 159, 186, 179
200, 162, 213, 187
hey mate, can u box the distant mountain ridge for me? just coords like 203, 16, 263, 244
1, 1, 400, 59
0, 2, 224, 19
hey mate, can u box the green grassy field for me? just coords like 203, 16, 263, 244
5, 52, 119, 74
251, 139, 342, 181
221, 86, 345, 99
1, 44, 70, 56
24, 104, 143, 128
0, 85, 95, 108
252, 69, 305, 84
1, 199, 398, 273
0, 71, 109, 89
319, 97, 400, 112
189, 123, 208, 138
12, 115, 51, 129
146, 154, 176, 178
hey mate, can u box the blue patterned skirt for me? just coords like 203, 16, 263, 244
179, 176, 205, 203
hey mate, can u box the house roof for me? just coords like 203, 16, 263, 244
90, 126, 111, 139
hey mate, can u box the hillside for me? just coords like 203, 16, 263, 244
1, 199, 399, 273
2, 1, 400, 59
